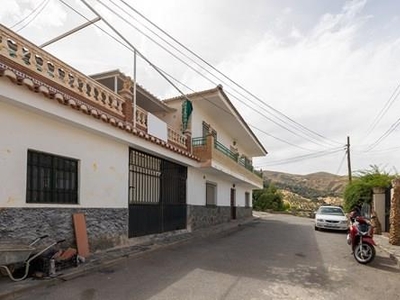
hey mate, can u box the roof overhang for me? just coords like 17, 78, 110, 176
165, 86, 268, 157
90, 69, 175, 114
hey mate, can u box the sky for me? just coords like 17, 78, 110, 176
2, 0, 400, 176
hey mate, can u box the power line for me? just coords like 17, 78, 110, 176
58, 0, 338, 153
366, 116, 400, 151
93, 0, 339, 149
249, 126, 314, 151
335, 151, 347, 175
359, 146, 400, 155
11, 0, 48, 29
365, 82, 400, 137
255, 147, 344, 167
115, 0, 342, 148
59, 0, 187, 99
105, 0, 338, 148
13, 0, 51, 33
160, 67, 314, 151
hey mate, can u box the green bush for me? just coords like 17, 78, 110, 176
343, 165, 394, 212
253, 184, 284, 211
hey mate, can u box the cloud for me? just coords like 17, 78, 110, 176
0, 1, 20, 21
1, 0, 400, 175
0, 0, 67, 31
203, 0, 400, 174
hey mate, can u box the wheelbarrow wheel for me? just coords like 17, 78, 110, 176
0, 264, 15, 276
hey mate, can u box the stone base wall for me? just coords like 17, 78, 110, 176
236, 207, 253, 219
0, 208, 128, 252
187, 205, 253, 230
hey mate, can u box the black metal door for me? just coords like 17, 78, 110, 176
128, 149, 187, 237
161, 160, 187, 232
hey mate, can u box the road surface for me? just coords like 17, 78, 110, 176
9, 213, 400, 300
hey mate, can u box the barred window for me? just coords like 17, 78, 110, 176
206, 182, 217, 206
26, 150, 78, 204
129, 149, 161, 204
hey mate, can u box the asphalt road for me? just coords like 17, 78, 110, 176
9, 213, 400, 300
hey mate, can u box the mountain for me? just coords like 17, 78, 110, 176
262, 170, 348, 202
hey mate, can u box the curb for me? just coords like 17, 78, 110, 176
376, 241, 400, 268
388, 253, 400, 267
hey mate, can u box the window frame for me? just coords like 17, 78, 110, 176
206, 182, 217, 206
26, 150, 79, 204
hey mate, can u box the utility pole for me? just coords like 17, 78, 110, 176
346, 136, 352, 183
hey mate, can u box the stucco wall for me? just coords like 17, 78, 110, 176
191, 101, 248, 157
187, 168, 253, 207
0, 101, 128, 208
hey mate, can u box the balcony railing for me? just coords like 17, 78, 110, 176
214, 140, 239, 162
0, 25, 125, 118
192, 136, 260, 177
192, 137, 207, 147
0, 25, 187, 151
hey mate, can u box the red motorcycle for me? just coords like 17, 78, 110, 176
347, 204, 376, 264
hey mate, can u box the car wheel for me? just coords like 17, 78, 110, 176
314, 226, 319, 231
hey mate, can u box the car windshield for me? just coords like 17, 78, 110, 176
318, 207, 344, 216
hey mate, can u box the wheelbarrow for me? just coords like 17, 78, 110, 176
0, 235, 65, 281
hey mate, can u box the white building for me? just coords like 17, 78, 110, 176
0, 25, 267, 252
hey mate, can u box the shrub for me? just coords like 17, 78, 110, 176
343, 165, 394, 212
253, 184, 284, 211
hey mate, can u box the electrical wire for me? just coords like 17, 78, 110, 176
115, 0, 342, 147
13, 0, 51, 33
10, 0, 48, 29
57, 0, 335, 151
104, 0, 338, 148
365, 82, 400, 137
359, 146, 400, 155
255, 147, 344, 167
94, 0, 340, 149
335, 151, 347, 175
250, 125, 314, 151
365, 116, 400, 151
160, 67, 314, 151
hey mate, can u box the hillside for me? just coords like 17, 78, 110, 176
263, 170, 348, 203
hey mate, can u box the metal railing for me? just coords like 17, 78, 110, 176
192, 137, 207, 147
192, 136, 260, 177
214, 140, 239, 162
239, 156, 254, 172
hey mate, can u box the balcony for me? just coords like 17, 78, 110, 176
0, 25, 187, 151
192, 136, 263, 187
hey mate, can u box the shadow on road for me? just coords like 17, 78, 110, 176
367, 255, 400, 273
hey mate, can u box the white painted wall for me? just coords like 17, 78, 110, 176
0, 79, 198, 169
191, 102, 249, 157
0, 101, 128, 208
0, 78, 254, 211
187, 168, 252, 207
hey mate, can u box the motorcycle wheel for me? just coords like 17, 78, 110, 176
353, 243, 375, 264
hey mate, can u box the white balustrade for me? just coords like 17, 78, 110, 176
0, 25, 125, 118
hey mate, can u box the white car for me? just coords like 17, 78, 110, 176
314, 205, 348, 231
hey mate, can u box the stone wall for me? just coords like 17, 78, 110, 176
236, 207, 253, 219
0, 208, 128, 252
187, 205, 252, 230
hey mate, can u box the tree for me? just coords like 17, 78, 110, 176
253, 184, 284, 211
343, 165, 393, 212
390, 178, 400, 245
